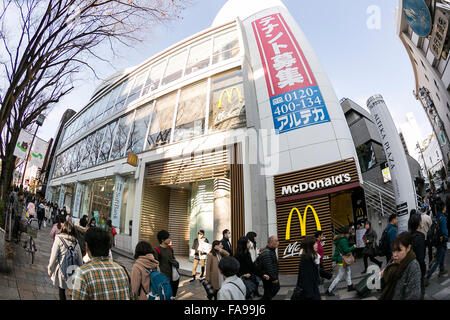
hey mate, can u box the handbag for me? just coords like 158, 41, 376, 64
339, 246, 355, 266
201, 279, 215, 299
290, 286, 305, 300
241, 275, 258, 298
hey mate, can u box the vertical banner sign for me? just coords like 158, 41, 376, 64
252, 13, 330, 134
58, 185, 66, 209
72, 183, 83, 218
367, 95, 417, 232
111, 176, 124, 231
13, 129, 33, 160
29, 137, 49, 168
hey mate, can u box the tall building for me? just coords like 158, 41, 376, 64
46, 0, 363, 274
417, 133, 445, 183
397, 0, 450, 172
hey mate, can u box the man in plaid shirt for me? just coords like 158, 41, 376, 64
72, 227, 131, 300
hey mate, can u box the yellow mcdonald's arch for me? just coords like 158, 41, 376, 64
356, 208, 364, 217
285, 205, 322, 240
218, 87, 243, 109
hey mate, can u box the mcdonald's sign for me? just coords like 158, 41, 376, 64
285, 205, 322, 240
356, 208, 364, 217
217, 87, 243, 109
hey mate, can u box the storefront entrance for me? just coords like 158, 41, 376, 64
139, 145, 244, 257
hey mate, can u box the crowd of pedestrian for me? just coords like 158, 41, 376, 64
5, 184, 449, 301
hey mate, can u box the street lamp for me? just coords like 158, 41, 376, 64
20, 114, 46, 188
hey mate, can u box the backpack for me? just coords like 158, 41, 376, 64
143, 267, 173, 300
378, 226, 390, 256
59, 237, 80, 280
428, 214, 444, 246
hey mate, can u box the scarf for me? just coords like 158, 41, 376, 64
380, 250, 416, 300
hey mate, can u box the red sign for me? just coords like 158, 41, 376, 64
252, 13, 317, 97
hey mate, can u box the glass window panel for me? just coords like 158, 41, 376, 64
146, 92, 176, 150
70, 142, 82, 172
185, 39, 212, 75
80, 134, 95, 169
142, 61, 165, 96
212, 30, 239, 64
356, 142, 377, 173
94, 94, 109, 122
53, 155, 63, 178
209, 69, 246, 132
102, 83, 122, 120
173, 80, 206, 142
114, 79, 133, 113
161, 50, 187, 86
89, 126, 107, 166
84, 106, 95, 130
77, 138, 89, 170
126, 103, 152, 154
109, 112, 135, 161
97, 120, 118, 165
126, 70, 148, 105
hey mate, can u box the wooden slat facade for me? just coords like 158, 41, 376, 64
139, 183, 170, 249
145, 147, 231, 186
274, 158, 359, 200
276, 196, 333, 274
168, 189, 190, 256
230, 143, 245, 254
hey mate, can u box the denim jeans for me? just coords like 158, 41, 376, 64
328, 265, 352, 292
426, 245, 446, 279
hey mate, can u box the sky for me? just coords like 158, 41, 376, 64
36, 0, 433, 144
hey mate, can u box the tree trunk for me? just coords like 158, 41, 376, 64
0, 127, 21, 202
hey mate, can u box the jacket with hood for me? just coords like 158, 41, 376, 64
332, 235, 355, 264
131, 253, 159, 300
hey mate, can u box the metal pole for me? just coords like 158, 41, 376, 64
20, 125, 39, 187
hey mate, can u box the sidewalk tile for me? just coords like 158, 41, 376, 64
432, 288, 450, 300
0, 286, 20, 299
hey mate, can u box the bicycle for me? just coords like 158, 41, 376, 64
21, 216, 39, 264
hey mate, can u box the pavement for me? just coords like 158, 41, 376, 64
1, 222, 449, 300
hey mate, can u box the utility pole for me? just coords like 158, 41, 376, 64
20, 114, 45, 188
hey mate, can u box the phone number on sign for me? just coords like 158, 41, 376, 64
271, 86, 324, 116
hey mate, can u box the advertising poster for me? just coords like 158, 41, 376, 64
252, 13, 330, 134
29, 137, 49, 168
111, 176, 124, 231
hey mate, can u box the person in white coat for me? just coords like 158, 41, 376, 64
217, 257, 246, 300
48, 221, 82, 300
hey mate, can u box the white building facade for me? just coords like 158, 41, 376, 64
46, 0, 362, 274
397, 0, 450, 172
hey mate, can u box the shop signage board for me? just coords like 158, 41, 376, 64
127, 153, 138, 167
72, 183, 83, 218
13, 129, 33, 160
58, 185, 66, 209
367, 95, 417, 232
111, 176, 124, 231
252, 13, 330, 134
402, 0, 432, 37
274, 159, 360, 274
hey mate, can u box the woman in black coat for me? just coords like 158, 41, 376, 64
292, 236, 321, 300
408, 212, 426, 298
234, 236, 260, 299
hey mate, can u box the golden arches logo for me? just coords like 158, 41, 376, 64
218, 87, 243, 109
285, 205, 322, 240
356, 208, 364, 217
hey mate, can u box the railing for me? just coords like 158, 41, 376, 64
363, 181, 397, 217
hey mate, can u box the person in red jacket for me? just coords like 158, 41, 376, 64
315, 230, 332, 282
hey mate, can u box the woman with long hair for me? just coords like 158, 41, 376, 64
205, 240, 230, 300
246, 232, 258, 262
48, 221, 82, 300
50, 215, 63, 243
234, 236, 261, 299
408, 213, 426, 298
291, 236, 321, 300
131, 241, 159, 300
362, 221, 383, 273
380, 232, 422, 300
